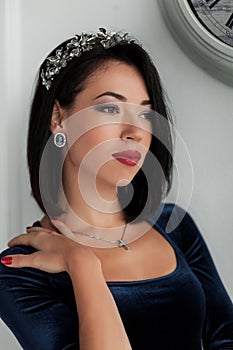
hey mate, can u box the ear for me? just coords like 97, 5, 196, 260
50, 100, 66, 133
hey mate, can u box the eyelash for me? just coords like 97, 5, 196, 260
95, 104, 120, 114
95, 104, 153, 120
138, 111, 153, 120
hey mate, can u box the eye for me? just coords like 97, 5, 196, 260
138, 110, 153, 121
95, 104, 120, 114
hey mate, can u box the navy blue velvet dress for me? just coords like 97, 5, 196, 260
0, 203, 233, 349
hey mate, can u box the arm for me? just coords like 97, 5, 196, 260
0, 245, 79, 350
164, 205, 233, 349
67, 256, 131, 350
1, 223, 132, 350
182, 215, 233, 349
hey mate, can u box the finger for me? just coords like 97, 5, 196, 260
1, 253, 37, 268
8, 234, 32, 247
9, 227, 55, 247
8, 230, 50, 248
1, 253, 64, 273
26, 226, 52, 233
50, 219, 74, 237
26, 226, 41, 231
7, 227, 52, 247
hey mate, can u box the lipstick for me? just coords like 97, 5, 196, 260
112, 150, 141, 166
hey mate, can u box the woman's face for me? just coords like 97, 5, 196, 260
53, 60, 152, 195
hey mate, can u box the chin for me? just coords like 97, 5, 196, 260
116, 179, 132, 187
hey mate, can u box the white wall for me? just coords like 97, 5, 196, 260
1, 0, 232, 348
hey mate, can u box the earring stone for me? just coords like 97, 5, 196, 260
54, 132, 66, 148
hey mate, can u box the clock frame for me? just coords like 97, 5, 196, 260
158, 0, 233, 86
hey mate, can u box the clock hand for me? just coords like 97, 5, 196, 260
206, 0, 221, 10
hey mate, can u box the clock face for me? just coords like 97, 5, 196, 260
187, 0, 233, 47
159, 0, 233, 85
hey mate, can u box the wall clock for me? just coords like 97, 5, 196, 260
159, 0, 233, 86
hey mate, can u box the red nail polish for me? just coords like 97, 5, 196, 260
1, 257, 12, 265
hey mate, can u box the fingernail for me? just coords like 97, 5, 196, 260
26, 226, 32, 229
1, 257, 12, 265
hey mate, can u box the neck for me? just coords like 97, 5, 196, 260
55, 159, 126, 230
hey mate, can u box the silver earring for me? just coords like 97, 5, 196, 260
54, 132, 66, 148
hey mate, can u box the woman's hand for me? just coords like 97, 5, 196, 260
1, 221, 132, 350
0, 220, 101, 274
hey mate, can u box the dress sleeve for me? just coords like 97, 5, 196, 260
0, 245, 78, 350
167, 204, 233, 350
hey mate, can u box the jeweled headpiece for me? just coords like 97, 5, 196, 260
40, 27, 135, 90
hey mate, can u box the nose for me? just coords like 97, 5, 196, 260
120, 104, 152, 143
120, 123, 143, 143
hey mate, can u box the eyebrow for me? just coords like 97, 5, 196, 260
94, 91, 151, 106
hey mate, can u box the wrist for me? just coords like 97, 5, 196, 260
65, 245, 102, 276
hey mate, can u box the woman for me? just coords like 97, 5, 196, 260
0, 28, 232, 350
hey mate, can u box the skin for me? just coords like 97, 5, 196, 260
50, 60, 152, 229
1, 61, 155, 350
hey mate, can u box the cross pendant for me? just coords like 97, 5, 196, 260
118, 239, 130, 250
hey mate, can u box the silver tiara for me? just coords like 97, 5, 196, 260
40, 27, 135, 90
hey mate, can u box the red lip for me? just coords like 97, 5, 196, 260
112, 150, 141, 166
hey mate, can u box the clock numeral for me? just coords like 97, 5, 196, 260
205, 0, 221, 9
226, 13, 233, 30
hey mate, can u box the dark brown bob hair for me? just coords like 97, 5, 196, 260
27, 32, 174, 223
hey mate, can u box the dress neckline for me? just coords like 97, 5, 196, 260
106, 222, 181, 285
32, 219, 181, 285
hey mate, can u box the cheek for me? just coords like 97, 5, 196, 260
144, 132, 152, 151
67, 127, 115, 164
148, 133, 152, 146
79, 127, 115, 150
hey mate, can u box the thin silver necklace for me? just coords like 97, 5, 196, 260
72, 223, 130, 250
